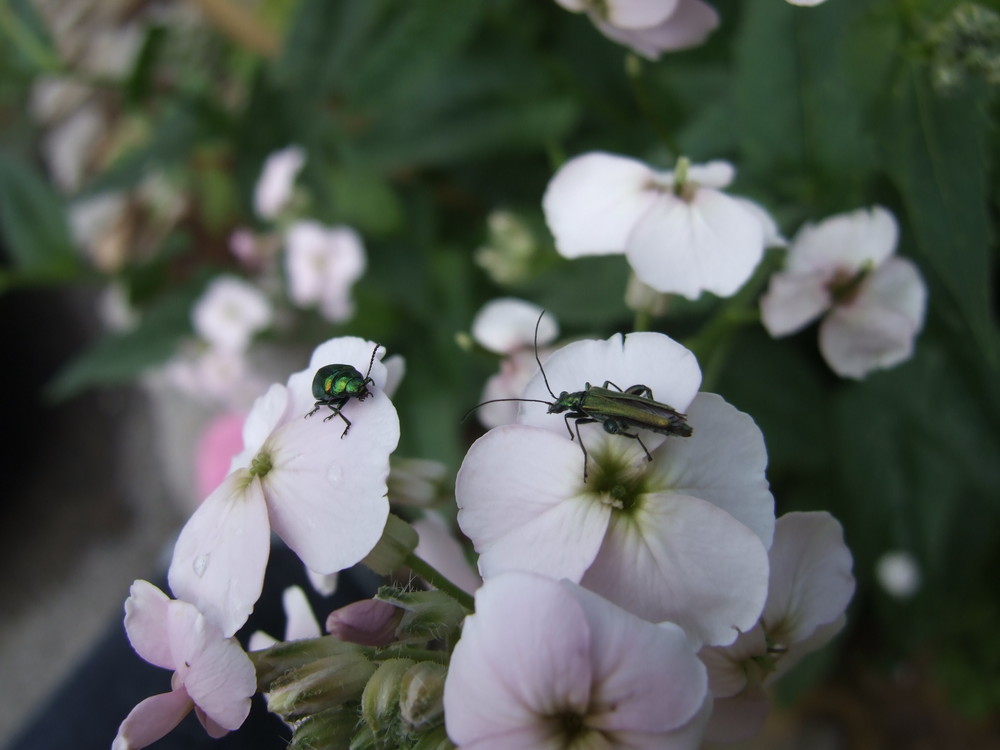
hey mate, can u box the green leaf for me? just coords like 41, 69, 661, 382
46, 290, 195, 400
879, 61, 999, 370
0, 154, 78, 280
329, 166, 402, 237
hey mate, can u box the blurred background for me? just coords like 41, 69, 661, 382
1, 0, 999, 747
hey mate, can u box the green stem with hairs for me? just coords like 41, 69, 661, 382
405, 553, 475, 612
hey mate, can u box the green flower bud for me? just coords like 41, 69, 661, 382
251, 635, 366, 690
399, 662, 446, 731
362, 514, 419, 576
410, 725, 455, 750
377, 588, 468, 643
266, 652, 376, 722
361, 658, 414, 740
289, 707, 358, 750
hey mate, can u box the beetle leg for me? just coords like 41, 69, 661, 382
306, 402, 322, 418
324, 403, 354, 437
624, 384, 654, 399
602, 380, 624, 392
570, 416, 599, 482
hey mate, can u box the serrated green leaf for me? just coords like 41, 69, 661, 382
0, 154, 78, 280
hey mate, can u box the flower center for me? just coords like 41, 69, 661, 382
827, 260, 874, 306
249, 451, 273, 478
585, 443, 651, 513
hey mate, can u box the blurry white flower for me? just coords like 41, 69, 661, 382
192, 276, 273, 352
413, 513, 481, 596
457, 333, 773, 647
284, 221, 366, 322
700, 512, 855, 742
43, 103, 104, 191
444, 572, 710, 748
787, 0, 827, 6
555, 0, 719, 59
471, 298, 557, 355
760, 206, 927, 379
876, 550, 921, 598
544, 153, 779, 299
248, 586, 322, 651
254, 145, 305, 220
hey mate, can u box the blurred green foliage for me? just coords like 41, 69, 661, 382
1, 0, 998, 718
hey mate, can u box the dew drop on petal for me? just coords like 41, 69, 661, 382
193, 553, 210, 577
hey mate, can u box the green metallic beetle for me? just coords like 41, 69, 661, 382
468, 314, 692, 480
306, 345, 380, 437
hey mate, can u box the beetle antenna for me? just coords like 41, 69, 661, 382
534, 310, 557, 400
462, 398, 553, 423
364, 344, 380, 380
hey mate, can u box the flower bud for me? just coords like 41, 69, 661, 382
362, 513, 419, 575
388, 457, 453, 509
361, 658, 414, 740
399, 662, 446, 730
326, 598, 404, 647
250, 634, 365, 689
288, 707, 357, 750
266, 652, 375, 722
377, 588, 468, 642
410, 725, 453, 750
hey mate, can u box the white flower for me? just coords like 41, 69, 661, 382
191, 276, 273, 352
248, 586, 322, 651
254, 145, 305, 220
169, 337, 399, 636
284, 221, 366, 322
471, 300, 559, 429
760, 205, 927, 379
700, 512, 855, 742
456, 332, 773, 647
543, 153, 779, 299
555, 0, 719, 59
444, 572, 711, 749
876, 550, 921, 598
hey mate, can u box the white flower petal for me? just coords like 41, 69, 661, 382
819, 258, 926, 379
414, 514, 482, 595
230, 383, 291, 471
543, 152, 658, 258
281, 585, 322, 641
570, 586, 707, 733
519, 332, 701, 433
284, 222, 366, 323
168, 471, 272, 637
444, 573, 593, 745
762, 512, 855, 645
703, 683, 770, 744
254, 145, 304, 220
602, 0, 680, 30
685, 160, 734, 189
591, 0, 718, 59
123, 580, 174, 670
192, 276, 272, 352
759, 268, 832, 337
626, 188, 765, 299
648, 393, 774, 547
113, 688, 194, 750
788, 205, 898, 275
699, 625, 767, 699
471, 299, 557, 354
457, 426, 610, 581
582, 493, 770, 647
261, 395, 397, 573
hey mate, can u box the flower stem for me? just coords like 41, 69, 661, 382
404, 553, 475, 612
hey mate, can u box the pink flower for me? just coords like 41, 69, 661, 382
444, 572, 710, 748
113, 581, 255, 750
195, 412, 246, 500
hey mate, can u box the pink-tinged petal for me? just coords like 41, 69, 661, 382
413, 514, 482, 595
763, 512, 855, 645
168, 470, 272, 637
230, 384, 291, 471
583, 494, 769, 647
444, 573, 593, 745
196, 412, 246, 499
112, 688, 194, 750
772, 616, 846, 682
760, 268, 832, 337
603, 0, 679, 29
260, 395, 397, 573
610, 696, 712, 750
519, 333, 701, 433
281, 585, 322, 641
819, 258, 926, 379
788, 205, 898, 274
568, 585, 707, 733
471, 298, 557, 354
592, 0, 718, 59
543, 152, 658, 258
123, 580, 173, 669
626, 188, 765, 299
456, 425, 609, 581
648, 393, 774, 547
703, 684, 770, 744
699, 625, 767, 699
286, 336, 390, 418
168, 602, 255, 731
195, 708, 231, 739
